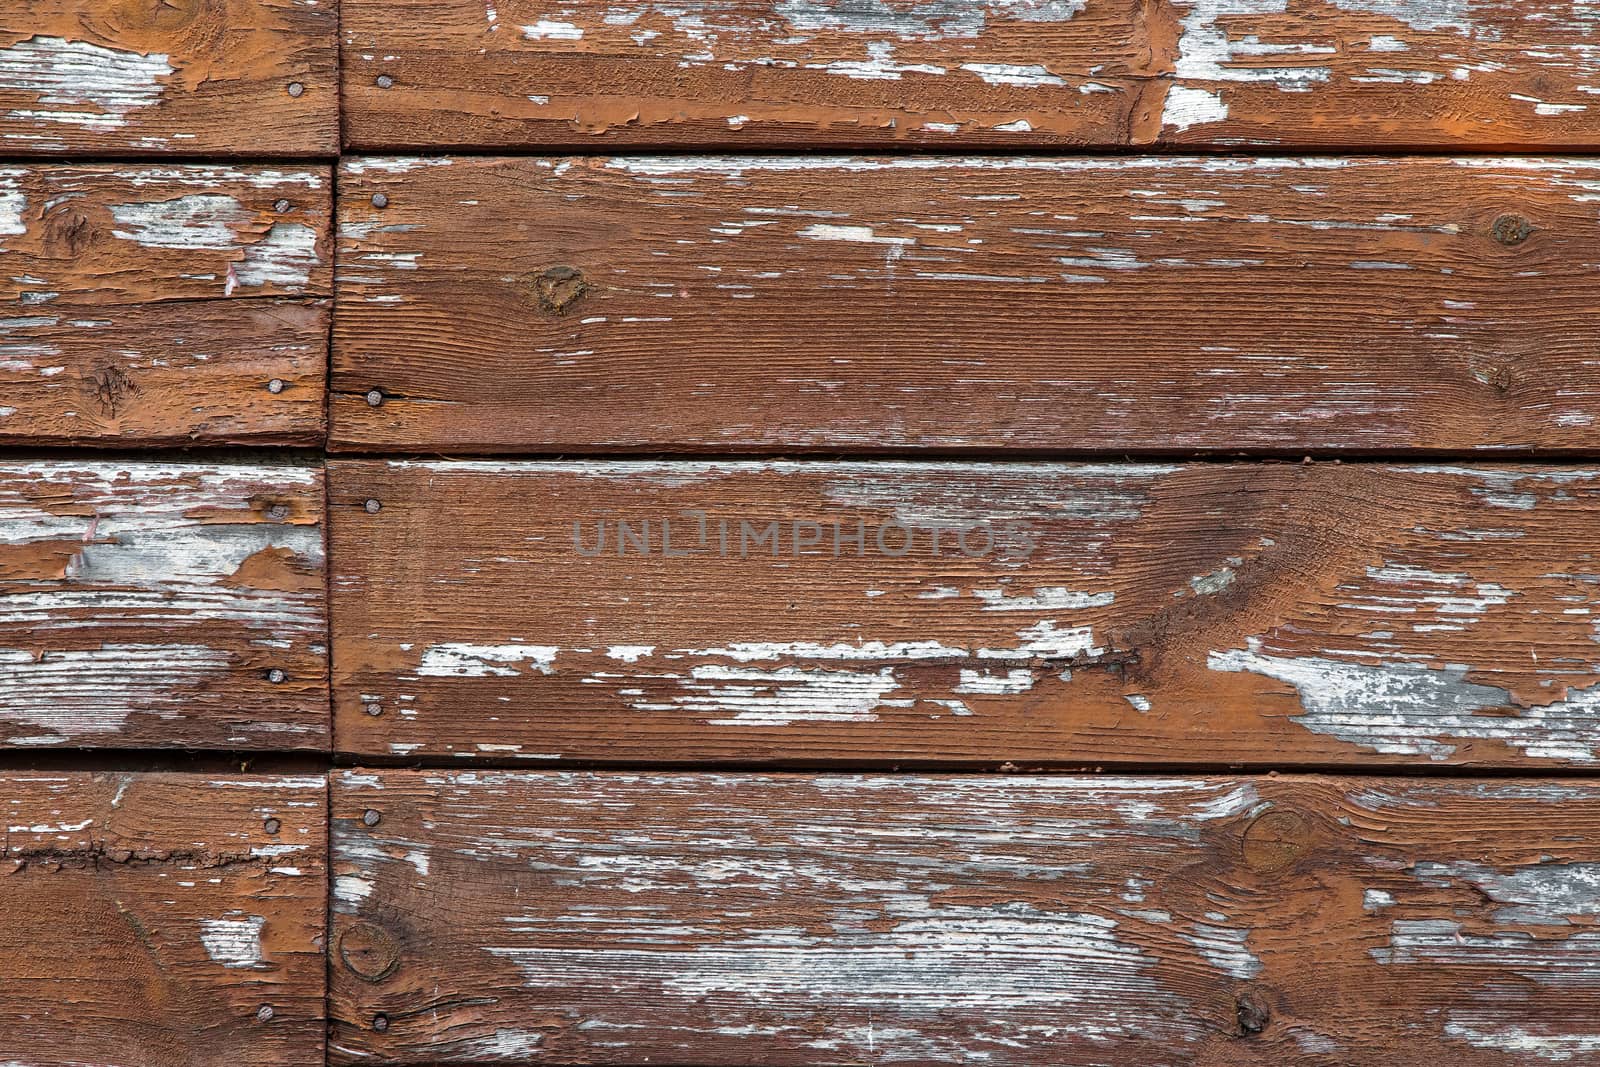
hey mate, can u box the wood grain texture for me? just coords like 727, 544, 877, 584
3, 462, 328, 750
331, 460, 1600, 768
339, 0, 1600, 149
2, 772, 326, 1067
331, 769, 1600, 1065
3, 1, 336, 155
331, 156, 1600, 454
1, 165, 331, 446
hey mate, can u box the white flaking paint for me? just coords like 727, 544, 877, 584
1210, 640, 1600, 761
0, 37, 174, 132
199, 914, 266, 969
415, 643, 559, 678
110, 195, 251, 250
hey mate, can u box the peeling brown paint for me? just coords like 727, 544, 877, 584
331, 770, 1600, 1064
331, 156, 1600, 454
341, 0, 1600, 149
331, 460, 1600, 768
0, 772, 326, 1067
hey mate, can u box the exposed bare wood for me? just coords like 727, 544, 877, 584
4, 1, 337, 155
331, 769, 1600, 1064
0, 165, 331, 446
331, 460, 1600, 768
340, 0, 1600, 149
1, 772, 326, 1066
2, 462, 328, 749
331, 156, 1600, 454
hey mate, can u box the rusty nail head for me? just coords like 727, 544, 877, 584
257, 1005, 274, 1023
264, 817, 281, 835
267, 378, 285, 394
267, 668, 288, 684
364, 702, 383, 716
373, 1014, 390, 1032
372, 192, 389, 209
365, 498, 382, 514
376, 74, 394, 89
363, 809, 382, 827
266, 502, 290, 521
1491, 214, 1534, 246
274, 199, 290, 213
286, 82, 304, 97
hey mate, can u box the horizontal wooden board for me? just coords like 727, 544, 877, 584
3, 462, 328, 749
4, 772, 326, 1066
331, 460, 1600, 768
339, 0, 1600, 149
1, 165, 331, 446
331, 770, 1600, 1064
4, 2, 336, 154
331, 156, 1600, 454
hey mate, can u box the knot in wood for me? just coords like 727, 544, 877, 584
1235, 989, 1271, 1036
1241, 809, 1310, 872
339, 922, 402, 982
1490, 214, 1534, 246
533, 265, 590, 315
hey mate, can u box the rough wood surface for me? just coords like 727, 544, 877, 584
3, 2, 337, 155
339, 0, 1600, 149
3, 462, 328, 749
331, 460, 1600, 768
1, 165, 331, 446
331, 769, 1600, 1064
2, 772, 326, 1066
331, 156, 1600, 454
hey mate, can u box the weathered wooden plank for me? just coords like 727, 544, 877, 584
3, 462, 328, 749
3, 3, 337, 155
330, 460, 1600, 767
3, 772, 326, 1066
331, 156, 1600, 453
1, 165, 331, 446
331, 769, 1600, 1064
339, 0, 1600, 149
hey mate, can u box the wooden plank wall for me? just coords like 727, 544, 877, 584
2, 1, 1598, 1064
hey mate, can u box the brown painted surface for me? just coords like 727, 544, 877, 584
3, 462, 328, 749
1, 772, 326, 1066
331, 769, 1600, 1064
1, 165, 331, 446
340, 0, 1600, 149
331, 156, 1600, 454
4, 1, 336, 155
331, 460, 1600, 768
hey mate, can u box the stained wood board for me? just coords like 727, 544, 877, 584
2, 461, 328, 750
3, 1, 337, 155
330, 460, 1600, 768
331, 156, 1600, 454
339, 0, 1600, 149
331, 769, 1600, 1064
1, 165, 331, 446
1, 772, 326, 1066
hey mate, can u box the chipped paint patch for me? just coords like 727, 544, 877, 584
0, 37, 173, 131
110, 195, 251, 250
199, 914, 266, 968
415, 643, 559, 678
1162, 85, 1229, 131
235, 223, 320, 290
1210, 641, 1600, 761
